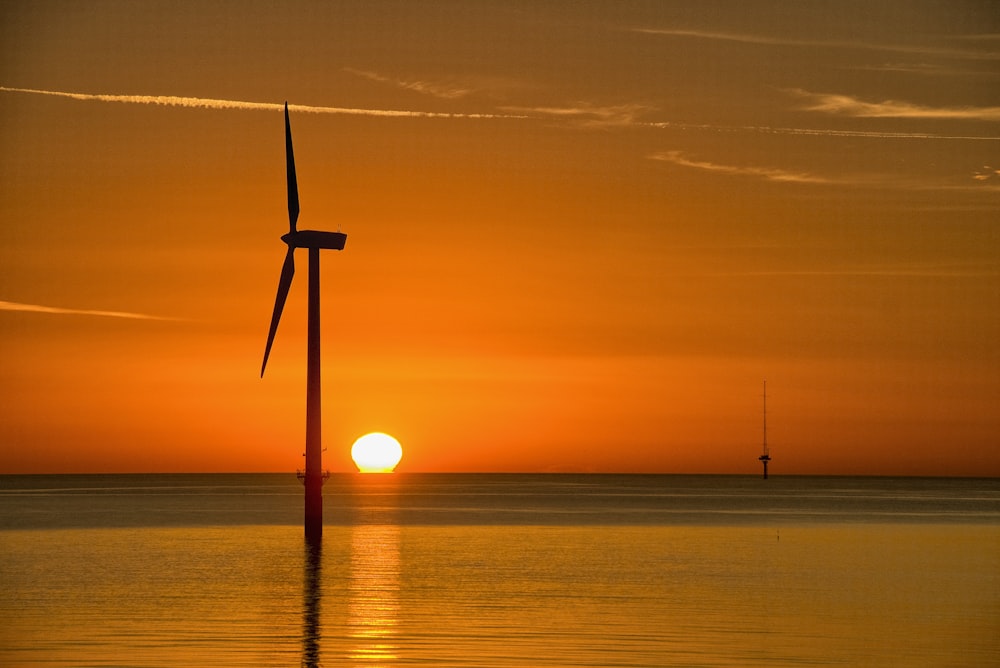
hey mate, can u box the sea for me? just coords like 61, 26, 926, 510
1, 474, 997, 667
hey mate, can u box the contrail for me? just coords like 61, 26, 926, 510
500, 102, 1000, 140
0, 300, 176, 321
632, 28, 1000, 61
644, 119, 1000, 141
8, 85, 995, 140
0, 86, 527, 119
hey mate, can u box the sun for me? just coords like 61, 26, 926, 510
351, 432, 403, 473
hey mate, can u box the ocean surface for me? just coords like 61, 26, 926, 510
1, 474, 997, 667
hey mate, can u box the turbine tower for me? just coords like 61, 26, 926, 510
261, 102, 346, 540
758, 380, 771, 479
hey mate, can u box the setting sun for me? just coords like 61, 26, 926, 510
351, 433, 403, 473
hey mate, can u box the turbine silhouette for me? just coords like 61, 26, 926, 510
261, 102, 346, 539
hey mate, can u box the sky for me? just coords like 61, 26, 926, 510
1, 1, 998, 475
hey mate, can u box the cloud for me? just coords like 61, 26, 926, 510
0, 300, 176, 321
520, 106, 1000, 140
789, 89, 1000, 121
651, 150, 1000, 193
850, 62, 997, 79
649, 150, 831, 184
632, 28, 1000, 61
0, 86, 527, 120
9, 85, 995, 141
644, 119, 1000, 141
973, 166, 1000, 181
344, 68, 476, 100
696, 261, 1000, 279
740, 125, 1000, 141
634, 27, 828, 48
500, 102, 652, 128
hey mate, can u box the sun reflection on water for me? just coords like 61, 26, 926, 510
348, 523, 401, 665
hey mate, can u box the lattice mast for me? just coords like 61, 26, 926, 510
758, 380, 771, 479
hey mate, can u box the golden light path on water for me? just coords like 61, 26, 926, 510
348, 524, 401, 665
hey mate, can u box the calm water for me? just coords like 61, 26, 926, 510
1, 474, 998, 667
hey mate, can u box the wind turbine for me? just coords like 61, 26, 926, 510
261, 102, 347, 540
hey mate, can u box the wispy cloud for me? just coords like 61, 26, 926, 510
632, 28, 1000, 61
0, 86, 527, 120
0, 300, 176, 321
973, 165, 1000, 181
649, 151, 831, 184
344, 68, 476, 100
511, 104, 999, 140
644, 119, 1000, 141
954, 33, 1000, 43
634, 27, 835, 48
649, 150, 1000, 193
10, 85, 995, 141
500, 102, 652, 128
697, 266, 1000, 279
789, 89, 1000, 121
850, 62, 997, 79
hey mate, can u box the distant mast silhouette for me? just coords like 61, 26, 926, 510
758, 380, 771, 479
261, 102, 347, 540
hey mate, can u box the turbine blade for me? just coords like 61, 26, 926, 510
261, 247, 295, 377
285, 102, 299, 233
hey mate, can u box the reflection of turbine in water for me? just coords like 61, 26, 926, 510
302, 537, 323, 668
349, 525, 400, 665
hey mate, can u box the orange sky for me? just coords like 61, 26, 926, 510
1, 1, 998, 475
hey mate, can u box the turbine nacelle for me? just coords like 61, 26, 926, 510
281, 230, 347, 251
